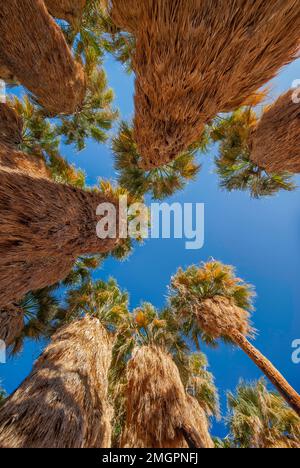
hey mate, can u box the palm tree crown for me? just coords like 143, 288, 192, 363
227, 379, 300, 448
170, 260, 255, 345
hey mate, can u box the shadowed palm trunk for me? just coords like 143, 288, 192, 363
0, 316, 114, 448
229, 328, 300, 417
0, 305, 24, 347
0, 165, 120, 308
250, 90, 300, 173
122, 346, 213, 448
0, 104, 23, 148
45, 0, 87, 26
0, 0, 86, 115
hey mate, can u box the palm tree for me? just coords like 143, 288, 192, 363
0, 304, 24, 348
169, 260, 300, 416
213, 93, 297, 198
227, 379, 300, 448
0, 387, 6, 408
0, 168, 125, 308
113, 121, 205, 200
114, 303, 214, 448
111, 0, 300, 169
0, 0, 85, 115
0, 278, 128, 448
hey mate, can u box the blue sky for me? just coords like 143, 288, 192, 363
1, 55, 299, 439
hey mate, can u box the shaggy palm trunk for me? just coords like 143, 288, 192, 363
0, 317, 114, 448
0, 62, 17, 84
45, 0, 87, 26
111, 0, 300, 169
0, 305, 24, 347
0, 0, 86, 115
250, 90, 300, 173
122, 346, 213, 448
0, 144, 49, 178
0, 165, 120, 308
0, 104, 23, 148
229, 329, 300, 417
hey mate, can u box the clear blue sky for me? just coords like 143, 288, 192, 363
1, 55, 299, 439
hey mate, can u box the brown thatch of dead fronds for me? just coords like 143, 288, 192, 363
0, 104, 23, 148
0, 144, 49, 178
121, 346, 212, 448
0, 0, 86, 115
186, 395, 214, 449
111, 0, 300, 169
0, 62, 17, 84
0, 167, 120, 308
45, 0, 87, 26
0, 304, 24, 347
0, 316, 114, 448
250, 90, 300, 173
194, 296, 253, 341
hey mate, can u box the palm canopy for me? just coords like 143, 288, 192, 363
58, 278, 129, 331
227, 379, 300, 448
169, 260, 255, 346
212, 107, 296, 198
113, 121, 208, 200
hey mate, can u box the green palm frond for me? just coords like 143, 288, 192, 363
113, 121, 205, 200
212, 108, 296, 198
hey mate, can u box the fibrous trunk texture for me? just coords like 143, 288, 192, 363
45, 0, 87, 26
0, 166, 120, 308
111, 0, 300, 169
0, 104, 23, 148
0, 317, 114, 448
250, 90, 300, 173
230, 329, 300, 417
122, 346, 212, 448
0, 62, 17, 84
0, 304, 24, 347
0, 144, 49, 178
0, 0, 86, 115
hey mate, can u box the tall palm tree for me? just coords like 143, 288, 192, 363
113, 121, 205, 200
213, 92, 298, 197
170, 260, 300, 416
111, 0, 300, 169
114, 303, 214, 448
0, 0, 86, 115
227, 379, 300, 448
0, 168, 123, 308
0, 278, 128, 448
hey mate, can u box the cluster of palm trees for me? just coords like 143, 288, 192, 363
0, 0, 299, 448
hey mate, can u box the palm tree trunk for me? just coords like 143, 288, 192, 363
45, 0, 87, 26
250, 90, 300, 174
112, 0, 300, 169
0, 0, 86, 115
230, 328, 300, 417
122, 346, 212, 448
0, 104, 23, 148
0, 304, 24, 347
0, 143, 49, 178
0, 165, 120, 308
0, 316, 114, 448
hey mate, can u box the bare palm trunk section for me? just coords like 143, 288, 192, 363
229, 328, 300, 417
0, 104, 23, 148
0, 305, 24, 347
250, 90, 300, 174
0, 166, 120, 308
45, 0, 87, 26
0, 0, 86, 116
0, 317, 114, 448
122, 346, 213, 448
111, 0, 300, 169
